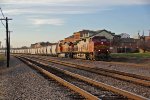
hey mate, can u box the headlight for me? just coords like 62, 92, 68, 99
98, 50, 101, 51
107, 50, 110, 53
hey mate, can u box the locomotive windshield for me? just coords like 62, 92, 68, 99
92, 36, 107, 42
101, 39, 107, 42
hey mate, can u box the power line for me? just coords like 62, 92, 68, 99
0, 8, 5, 18
0, 8, 6, 28
1, 20, 6, 28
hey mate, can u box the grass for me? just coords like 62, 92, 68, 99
110, 52, 150, 59
0, 54, 5, 61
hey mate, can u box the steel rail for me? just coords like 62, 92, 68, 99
18, 55, 149, 100
29, 55, 150, 81
28, 55, 150, 87
32, 55, 149, 67
17, 56, 99, 100
48, 57, 150, 81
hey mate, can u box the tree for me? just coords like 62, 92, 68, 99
139, 37, 150, 52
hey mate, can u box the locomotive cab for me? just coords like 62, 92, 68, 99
92, 36, 110, 60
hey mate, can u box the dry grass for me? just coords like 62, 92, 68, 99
111, 53, 150, 59
0, 54, 5, 61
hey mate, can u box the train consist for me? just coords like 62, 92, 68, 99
4, 36, 110, 61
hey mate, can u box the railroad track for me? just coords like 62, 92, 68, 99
29, 54, 149, 67
24, 55, 150, 87
15, 55, 149, 100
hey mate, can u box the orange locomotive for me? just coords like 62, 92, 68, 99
56, 36, 110, 61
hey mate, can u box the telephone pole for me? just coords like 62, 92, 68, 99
0, 17, 12, 67
8, 31, 13, 55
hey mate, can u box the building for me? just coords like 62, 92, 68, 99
79, 30, 97, 39
95, 29, 115, 40
145, 36, 150, 41
31, 42, 55, 48
116, 31, 150, 53
139, 34, 150, 52
21, 46, 29, 49
116, 38, 139, 53
119, 33, 130, 38
64, 30, 97, 43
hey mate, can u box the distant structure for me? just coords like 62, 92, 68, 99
119, 33, 130, 38
137, 30, 150, 52
138, 31, 140, 39
95, 29, 116, 40
116, 38, 139, 53
21, 46, 29, 49
31, 42, 57, 48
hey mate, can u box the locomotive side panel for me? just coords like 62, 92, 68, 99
88, 41, 94, 53
63, 43, 69, 53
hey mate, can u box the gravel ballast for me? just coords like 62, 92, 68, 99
0, 56, 81, 100
49, 62, 150, 99
46, 56, 150, 77
31, 56, 150, 99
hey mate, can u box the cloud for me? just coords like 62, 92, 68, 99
1, 0, 149, 16
0, 0, 87, 4
2, 6, 111, 16
30, 18, 65, 26
1, 0, 149, 5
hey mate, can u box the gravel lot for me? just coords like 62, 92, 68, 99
0, 56, 81, 100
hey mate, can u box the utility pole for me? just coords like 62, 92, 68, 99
4, 38, 6, 56
8, 31, 13, 55
0, 17, 12, 67
0, 41, 1, 48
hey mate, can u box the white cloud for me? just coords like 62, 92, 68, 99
30, 18, 65, 26
3, 7, 110, 16
1, 0, 149, 5
0, 0, 87, 4
1, 0, 149, 16
3, 9, 25, 15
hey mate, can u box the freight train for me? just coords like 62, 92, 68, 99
8, 36, 110, 61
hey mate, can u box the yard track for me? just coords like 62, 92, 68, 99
15, 55, 149, 100
25, 55, 150, 87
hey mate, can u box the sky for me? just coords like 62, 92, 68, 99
0, 0, 150, 48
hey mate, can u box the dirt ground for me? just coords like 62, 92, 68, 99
0, 61, 5, 66
111, 57, 150, 65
